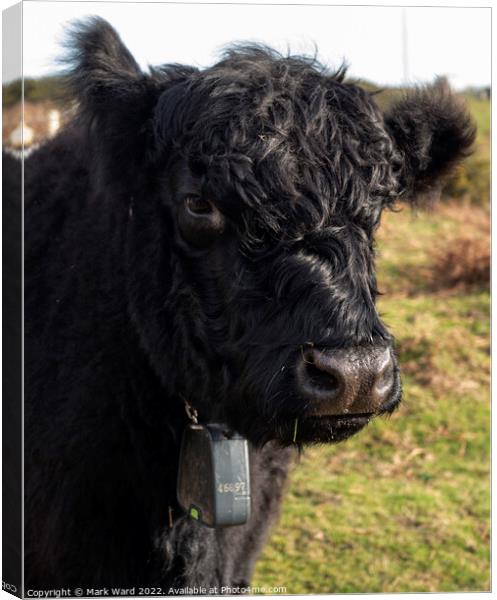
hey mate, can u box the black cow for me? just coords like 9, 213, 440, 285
22, 17, 474, 592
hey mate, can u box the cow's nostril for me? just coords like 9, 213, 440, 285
305, 361, 341, 394
298, 348, 345, 403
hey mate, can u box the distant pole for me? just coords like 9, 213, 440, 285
402, 8, 409, 84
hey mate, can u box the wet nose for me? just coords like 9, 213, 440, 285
296, 345, 395, 415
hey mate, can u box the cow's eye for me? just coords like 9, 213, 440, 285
185, 196, 214, 216
178, 196, 225, 247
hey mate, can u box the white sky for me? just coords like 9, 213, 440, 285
17, 1, 492, 89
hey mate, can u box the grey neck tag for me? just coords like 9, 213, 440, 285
177, 423, 251, 528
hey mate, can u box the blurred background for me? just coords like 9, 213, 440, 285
4, 0, 490, 593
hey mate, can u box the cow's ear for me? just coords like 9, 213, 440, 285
384, 83, 476, 202
64, 17, 145, 112
63, 17, 191, 179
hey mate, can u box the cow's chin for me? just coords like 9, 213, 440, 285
242, 414, 374, 448
272, 414, 374, 446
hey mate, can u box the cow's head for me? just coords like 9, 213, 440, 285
67, 18, 475, 445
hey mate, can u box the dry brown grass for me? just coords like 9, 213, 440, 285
376, 201, 490, 298
428, 203, 490, 291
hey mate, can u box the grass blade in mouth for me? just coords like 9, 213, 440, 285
293, 418, 298, 443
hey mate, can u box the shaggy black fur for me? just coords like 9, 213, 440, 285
22, 17, 475, 592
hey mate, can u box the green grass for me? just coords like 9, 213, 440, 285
253, 204, 490, 593
465, 97, 491, 139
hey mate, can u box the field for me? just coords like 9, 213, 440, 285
253, 98, 490, 593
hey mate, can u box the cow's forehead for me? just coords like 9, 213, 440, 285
174, 117, 399, 223
187, 66, 381, 143
176, 74, 396, 178
164, 54, 401, 229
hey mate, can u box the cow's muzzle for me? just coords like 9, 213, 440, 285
296, 345, 398, 416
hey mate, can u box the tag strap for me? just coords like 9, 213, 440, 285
183, 397, 199, 424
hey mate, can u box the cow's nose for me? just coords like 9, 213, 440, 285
296, 345, 394, 415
